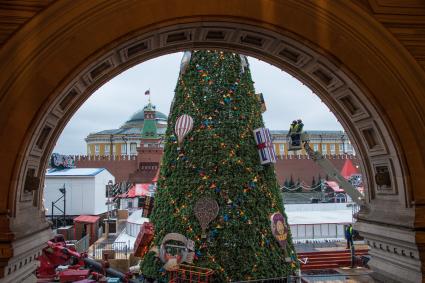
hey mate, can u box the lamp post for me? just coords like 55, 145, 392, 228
51, 184, 66, 228
105, 180, 113, 238
107, 180, 113, 219
110, 134, 114, 156
319, 134, 323, 154
122, 136, 128, 156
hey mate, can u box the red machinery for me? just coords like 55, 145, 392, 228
37, 235, 138, 283
59, 270, 91, 282
37, 235, 86, 280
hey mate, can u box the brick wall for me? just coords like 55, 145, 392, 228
274, 154, 359, 185
74, 154, 359, 185
74, 155, 137, 183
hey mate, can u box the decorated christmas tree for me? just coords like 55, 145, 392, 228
141, 50, 297, 282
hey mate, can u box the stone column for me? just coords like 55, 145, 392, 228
0, 203, 53, 283
355, 206, 422, 283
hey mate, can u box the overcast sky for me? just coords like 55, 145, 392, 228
54, 52, 343, 154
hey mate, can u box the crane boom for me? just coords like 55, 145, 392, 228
301, 137, 364, 205
286, 131, 364, 205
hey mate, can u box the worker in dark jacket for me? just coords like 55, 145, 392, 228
289, 120, 297, 134
288, 120, 302, 147
296, 119, 304, 133
345, 224, 354, 249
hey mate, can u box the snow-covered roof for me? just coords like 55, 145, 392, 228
46, 168, 106, 177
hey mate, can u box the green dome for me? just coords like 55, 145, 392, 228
128, 109, 168, 122
121, 109, 168, 129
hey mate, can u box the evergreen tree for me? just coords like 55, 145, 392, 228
141, 50, 297, 281
284, 178, 290, 192
289, 174, 295, 189
296, 177, 302, 193
315, 174, 323, 192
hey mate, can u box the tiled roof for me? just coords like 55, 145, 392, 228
95, 129, 126, 135
73, 215, 100, 223
89, 127, 166, 136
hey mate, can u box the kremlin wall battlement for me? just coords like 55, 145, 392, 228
275, 154, 356, 160
74, 155, 138, 182
72, 153, 356, 161
73, 155, 138, 161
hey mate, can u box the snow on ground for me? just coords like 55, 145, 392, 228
114, 229, 136, 248
115, 210, 149, 247
114, 203, 354, 247
285, 203, 353, 224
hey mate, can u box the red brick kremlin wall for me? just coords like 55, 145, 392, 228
74, 155, 137, 182
74, 154, 359, 184
274, 154, 359, 185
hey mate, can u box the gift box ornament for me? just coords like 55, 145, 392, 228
256, 93, 267, 113
133, 222, 154, 257
253, 127, 277, 164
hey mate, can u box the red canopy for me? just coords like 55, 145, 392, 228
118, 184, 152, 198
340, 159, 358, 179
325, 181, 345, 193
152, 168, 160, 183
73, 215, 100, 224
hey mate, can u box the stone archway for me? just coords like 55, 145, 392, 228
0, 1, 425, 282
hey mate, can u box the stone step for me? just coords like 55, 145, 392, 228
298, 251, 368, 259
298, 249, 369, 270
301, 263, 340, 270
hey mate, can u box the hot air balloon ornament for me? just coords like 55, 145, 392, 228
194, 197, 219, 238
175, 114, 194, 149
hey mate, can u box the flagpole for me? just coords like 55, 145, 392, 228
148, 88, 151, 104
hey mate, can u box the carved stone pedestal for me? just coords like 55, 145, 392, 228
0, 227, 52, 283
0, 201, 53, 283
355, 220, 422, 283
